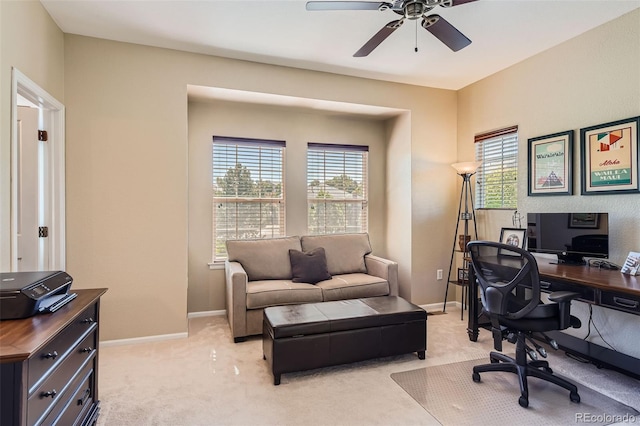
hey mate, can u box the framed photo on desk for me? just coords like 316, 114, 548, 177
499, 228, 526, 256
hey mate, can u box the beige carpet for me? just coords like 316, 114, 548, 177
392, 359, 639, 426
96, 307, 640, 425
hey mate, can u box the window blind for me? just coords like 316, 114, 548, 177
307, 143, 368, 235
474, 127, 518, 209
212, 136, 285, 260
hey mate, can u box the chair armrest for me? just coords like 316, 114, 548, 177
548, 291, 580, 330
548, 291, 580, 303
225, 260, 248, 339
365, 254, 398, 296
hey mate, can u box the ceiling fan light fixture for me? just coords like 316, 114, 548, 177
308, 0, 477, 56
403, 1, 428, 19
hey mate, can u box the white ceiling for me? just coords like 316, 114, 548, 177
41, 0, 640, 90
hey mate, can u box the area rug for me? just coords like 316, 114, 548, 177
391, 359, 639, 426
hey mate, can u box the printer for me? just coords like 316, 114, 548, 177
0, 271, 75, 320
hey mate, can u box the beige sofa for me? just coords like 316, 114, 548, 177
225, 233, 398, 342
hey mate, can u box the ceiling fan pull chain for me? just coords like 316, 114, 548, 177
415, 19, 418, 52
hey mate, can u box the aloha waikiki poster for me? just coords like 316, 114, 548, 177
580, 117, 639, 195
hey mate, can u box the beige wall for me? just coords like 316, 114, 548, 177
9, 2, 636, 343
386, 112, 414, 299
458, 8, 640, 263
0, 0, 65, 270
63, 35, 458, 340
187, 100, 390, 312
457, 9, 640, 357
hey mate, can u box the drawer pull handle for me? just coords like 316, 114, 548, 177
82, 317, 95, 324
540, 281, 551, 290
42, 351, 58, 360
613, 297, 639, 309
78, 389, 90, 406
80, 347, 94, 353
41, 389, 57, 399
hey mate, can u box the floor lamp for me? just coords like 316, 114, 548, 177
443, 161, 480, 317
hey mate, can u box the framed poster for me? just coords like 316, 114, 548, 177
580, 116, 640, 195
528, 130, 573, 196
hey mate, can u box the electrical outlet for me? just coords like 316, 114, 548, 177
436, 269, 443, 280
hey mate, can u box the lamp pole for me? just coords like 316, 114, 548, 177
443, 162, 479, 315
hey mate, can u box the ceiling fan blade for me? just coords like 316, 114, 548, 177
306, 1, 388, 11
447, 0, 478, 6
353, 19, 403, 57
422, 15, 471, 52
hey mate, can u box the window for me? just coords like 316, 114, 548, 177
307, 143, 368, 234
475, 126, 518, 209
212, 136, 285, 260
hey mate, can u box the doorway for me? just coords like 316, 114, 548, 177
10, 68, 66, 272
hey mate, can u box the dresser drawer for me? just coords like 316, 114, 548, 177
27, 331, 97, 425
28, 304, 98, 392
600, 291, 640, 315
43, 363, 95, 426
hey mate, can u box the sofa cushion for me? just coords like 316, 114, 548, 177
301, 233, 372, 275
316, 273, 389, 302
226, 236, 302, 281
246, 280, 323, 309
289, 247, 332, 284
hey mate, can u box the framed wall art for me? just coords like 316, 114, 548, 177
498, 227, 527, 256
528, 130, 573, 196
580, 116, 640, 195
569, 213, 599, 228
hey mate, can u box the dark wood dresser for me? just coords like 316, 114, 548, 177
1, 288, 107, 426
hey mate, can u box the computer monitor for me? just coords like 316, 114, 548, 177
527, 213, 609, 265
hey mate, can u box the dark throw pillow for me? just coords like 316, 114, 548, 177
289, 247, 332, 284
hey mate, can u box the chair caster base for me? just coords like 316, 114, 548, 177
519, 395, 529, 408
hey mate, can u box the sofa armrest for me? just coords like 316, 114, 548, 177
225, 260, 248, 340
365, 254, 399, 296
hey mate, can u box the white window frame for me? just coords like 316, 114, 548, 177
307, 143, 368, 235
475, 126, 519, 209
212, 136, 285, 261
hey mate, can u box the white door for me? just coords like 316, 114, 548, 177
9, 68, 65, 272
16, 105, 43, 271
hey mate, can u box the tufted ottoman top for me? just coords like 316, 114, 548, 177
264, 296, 426, 339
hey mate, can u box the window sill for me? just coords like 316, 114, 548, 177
208, 262, 225, 270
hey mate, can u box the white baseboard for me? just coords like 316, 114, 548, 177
101, 332, 188, 347
186, 303, 459, 317
187, 309, 226, 319
101, 311, 225, 346
101, 301, 460, 347
420, 301, 459, 313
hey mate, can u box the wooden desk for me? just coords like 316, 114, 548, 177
466, 262, 640, 378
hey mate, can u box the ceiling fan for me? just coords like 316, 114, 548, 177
306, 0, 478, 57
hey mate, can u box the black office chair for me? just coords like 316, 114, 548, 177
467, 240, 582, 408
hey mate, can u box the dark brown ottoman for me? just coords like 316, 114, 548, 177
262, 296, 427, 385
